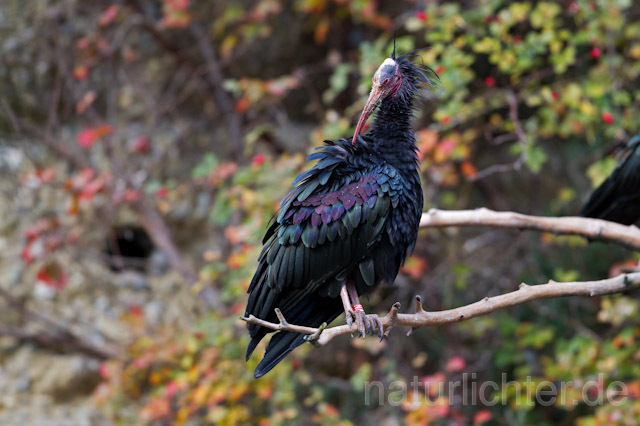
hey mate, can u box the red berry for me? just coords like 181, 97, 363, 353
435, 65, 444, 75
590, 47, 601, 59
484, 76, 495, 87
415, 11, 427, 21
552, 91, 560, 101
441, 116, 451, 125
601, 112, 614, 124
569, 1, 580, 12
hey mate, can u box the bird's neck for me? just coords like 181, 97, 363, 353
370, 97, 417, 168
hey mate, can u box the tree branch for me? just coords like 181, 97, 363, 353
420, 208, 640, 251
241, 208, 640, 347
241, 272, 640, 347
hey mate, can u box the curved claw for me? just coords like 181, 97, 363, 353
345, 308, 356, 328
353, 312, 384, 339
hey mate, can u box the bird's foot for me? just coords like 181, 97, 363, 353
354, 310, 384, 340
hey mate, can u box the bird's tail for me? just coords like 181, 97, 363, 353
249, 293, 342, 378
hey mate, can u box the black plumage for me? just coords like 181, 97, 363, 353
580, 133, 640, 225
244, 52, 436, 378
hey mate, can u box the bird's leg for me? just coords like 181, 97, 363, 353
340, 283, 356, 327
346, 282, 384, 340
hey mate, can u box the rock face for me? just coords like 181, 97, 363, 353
0, 346, 107, 425
0, 144, 206, 424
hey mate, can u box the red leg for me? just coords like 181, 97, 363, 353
340, 283, 355, 327
346, 281, 384, 339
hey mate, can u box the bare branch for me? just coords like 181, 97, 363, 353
0, 286, 120, 359
241, 272, 640, 347
471, 91, 526, 181
241, 208, 640, 347
420, 208, 640, 251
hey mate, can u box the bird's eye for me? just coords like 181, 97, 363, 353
383, 78, 390, 85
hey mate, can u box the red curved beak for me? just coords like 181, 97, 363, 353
353, 83, 384, 143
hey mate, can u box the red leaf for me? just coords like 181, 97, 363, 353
473, 410, 492, 424
76, 91, 97, 114
21, 245, 35, 263
24, 224, 42, 242
123, 189, 142, 202
415, 10, 427, 21
78, 177, 106, 201
36, 262, 68, 290
166, 0, 189, 11
77, 128, 97, 148
164, 380, 182, 398
129, 137, 151, 154
251, 154, 266, 166
445, 356, 466, 372
77, 125, 114, 149
400, 256, 428, 279
76, 38, 90, 50
461, 161, 478, 180
35, 167, 57, 183
129, 305, 143, 317
99, 5, 120, 27
73, 66, 89, 81
98, 362, 110, 379
155, 187, 168, 198
94, 124, 114, 138
235, 97, 250, 114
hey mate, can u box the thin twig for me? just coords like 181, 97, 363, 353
471, 91, 526, 181
191, 24, 244, 158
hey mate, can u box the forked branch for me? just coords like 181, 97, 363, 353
241, 272, 640, 347
242, 209, 640, 346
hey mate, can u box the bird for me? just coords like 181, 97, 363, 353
244, 50, 437, 378
579, 133, 640, 225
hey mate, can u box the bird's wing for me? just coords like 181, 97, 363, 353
580, 134, 640, 224
245, 142, 404, 342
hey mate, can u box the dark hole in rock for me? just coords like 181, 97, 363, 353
104, 225, 154, 272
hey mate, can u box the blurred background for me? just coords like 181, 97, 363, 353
1, 0, 640, 424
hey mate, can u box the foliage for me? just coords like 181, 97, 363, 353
2, 0, 640, 425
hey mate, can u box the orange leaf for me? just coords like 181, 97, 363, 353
400, 255, 428, 279
73, 66, 89, 81
460, 161, 478, 179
